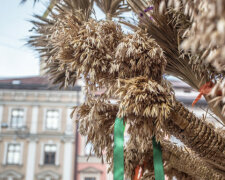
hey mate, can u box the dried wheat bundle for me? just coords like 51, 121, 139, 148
28, 0, 225, 179
32, 13, 123, 88
155, 0, 225, 78
47, 11, 84, 87
110, 30, 166, 81
126, 0, 225, 123
126, 0, 199, 89
73, 96, 118, 162
66, 19, 123, 90
29, 0, 126, 89
124, 135, 154, 178
29, 0, 93, 88
165, 117, 225, 177
115, 76, 175, 140
49, 16, 124, 89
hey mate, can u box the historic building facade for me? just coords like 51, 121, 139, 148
0, 76, 109, 180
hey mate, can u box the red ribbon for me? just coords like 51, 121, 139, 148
192, 81, 214, 106
133, 165, 143, 180
133, 162, 147, 180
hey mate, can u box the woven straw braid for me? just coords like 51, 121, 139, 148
161, 140, 225, 180
171, 102, 225, 171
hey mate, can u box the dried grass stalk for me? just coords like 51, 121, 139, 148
94, 0, 130, 20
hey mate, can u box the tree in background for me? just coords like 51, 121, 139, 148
28, 0, 225, 179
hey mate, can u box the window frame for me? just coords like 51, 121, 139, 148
43, 108, 61, 131
8, 107, 27, 129
3, 142, 23, 165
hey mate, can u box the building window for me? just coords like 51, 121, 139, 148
85, 178, 96, 180
45, 109, 59, 130
10, 108, 24, 128
44, 144, 57, 165
6, 143, 21, 165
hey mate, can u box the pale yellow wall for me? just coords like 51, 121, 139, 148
34, 139, 65, 176
1, 105, 8, 126
0, 90, 77, 180
1, 105, 32, 133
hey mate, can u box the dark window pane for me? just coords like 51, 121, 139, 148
44, 145, 56, 165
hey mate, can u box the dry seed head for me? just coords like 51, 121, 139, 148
50, 19, 123, 89
115, 76, 175, 139
74, 97, 118, 161
111, 30, 166, 82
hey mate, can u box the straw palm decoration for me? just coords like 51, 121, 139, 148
28, 0, 225, 179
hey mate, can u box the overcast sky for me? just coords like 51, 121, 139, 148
0, 1, 48, 78
0, 1, 109, 79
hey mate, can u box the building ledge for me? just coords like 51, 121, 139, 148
1, 164, 23, 168
38, 164, 60, 168
78, 156, 103, 163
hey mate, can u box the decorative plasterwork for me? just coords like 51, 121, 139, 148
78, 167, 103, 174
0, 89, 80, 104
0, 169, 23, 179
36, 170, 60, 180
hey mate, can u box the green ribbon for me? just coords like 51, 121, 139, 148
152, 136, 165, 180
113, 117, 125, 180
